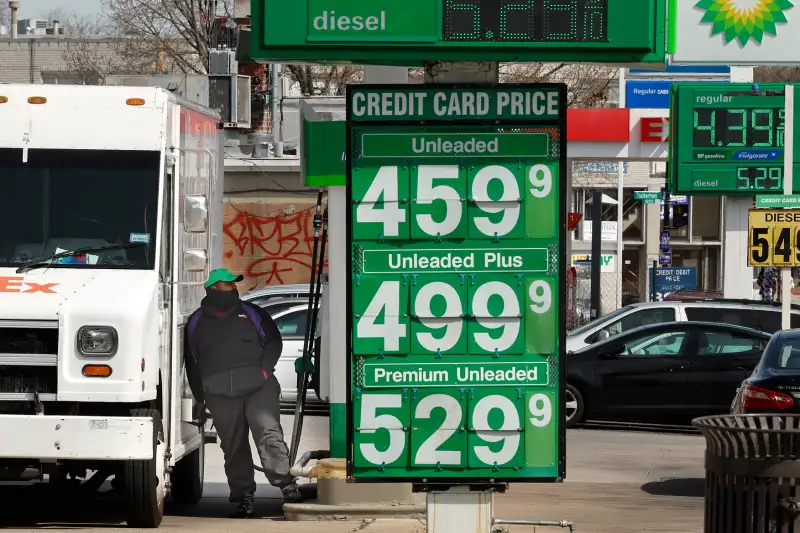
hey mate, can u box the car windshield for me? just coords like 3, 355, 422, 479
765, 338, 800, 370
569, 306, 633, 337
0, 148, 159, 270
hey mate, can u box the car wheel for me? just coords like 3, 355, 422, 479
565, 384, 585, 428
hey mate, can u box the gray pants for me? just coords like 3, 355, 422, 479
205, 374, 295, 504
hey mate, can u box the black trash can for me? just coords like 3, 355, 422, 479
693, 414, 800, 533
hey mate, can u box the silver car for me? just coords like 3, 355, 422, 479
269, 303, 323, 406
241, 283, 312, 306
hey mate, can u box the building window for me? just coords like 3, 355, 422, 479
575, 188, 644, 243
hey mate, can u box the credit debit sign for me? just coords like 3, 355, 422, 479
748, 209, 800, 267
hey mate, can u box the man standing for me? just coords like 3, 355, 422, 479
183, 268, 303, 518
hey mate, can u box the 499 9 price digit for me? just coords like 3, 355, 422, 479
353, 276, 555, 356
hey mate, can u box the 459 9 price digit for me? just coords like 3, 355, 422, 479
353, 162, 555, 241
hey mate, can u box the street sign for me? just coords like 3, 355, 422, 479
634, 191, 663, 201
640, 117, 669, 143
659, 252, 672, 266
756, 195, 800, 208
249, 0, 667, 65
671, 0, 800, 66
347, 84, 566, 483
626, 80, 674, 109
747, 208, 800, 268
668, 83, 800, 196
660, 230, 670, 252
652, 266, 697, 300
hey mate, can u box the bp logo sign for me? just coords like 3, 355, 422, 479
696, 0, 793, 46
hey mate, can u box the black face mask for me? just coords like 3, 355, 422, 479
206, 287, 240, 311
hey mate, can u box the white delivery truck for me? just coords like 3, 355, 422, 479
0, 84, 224, 527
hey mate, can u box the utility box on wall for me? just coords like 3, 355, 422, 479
209, 74, 252, 129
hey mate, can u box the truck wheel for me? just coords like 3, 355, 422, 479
169, 441, 204, 504
124, 408, 166, 528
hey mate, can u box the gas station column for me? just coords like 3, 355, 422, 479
722, 67, 755, 299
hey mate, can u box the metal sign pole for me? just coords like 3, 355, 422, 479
423, 63, 500, 533
783, 84, 794, 330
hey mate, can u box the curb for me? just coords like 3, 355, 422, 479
283, 502, 425, 521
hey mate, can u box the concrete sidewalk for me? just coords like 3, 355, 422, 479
0, 420, 707, 532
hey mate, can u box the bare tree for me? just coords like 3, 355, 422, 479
501, 63, 618, 107
755, 67, 800, 83
0, 3, 10, 29
283, 64, 362, 96
410, 63, 617, 107
62, 0, 233, 82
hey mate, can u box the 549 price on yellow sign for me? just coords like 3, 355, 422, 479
748, 209, 800, 267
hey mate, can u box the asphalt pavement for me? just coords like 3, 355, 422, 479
0, 416, 707, 532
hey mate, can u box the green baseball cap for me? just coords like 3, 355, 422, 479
204, 268, 244, 289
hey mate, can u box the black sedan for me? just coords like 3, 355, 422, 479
566, 321, 773, 427
731, 329, 800, 414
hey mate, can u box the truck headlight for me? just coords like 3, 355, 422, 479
77, 326, 118, 356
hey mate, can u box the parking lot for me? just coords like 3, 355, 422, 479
0, 416, 706, 533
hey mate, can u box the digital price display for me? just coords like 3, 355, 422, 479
442, 0, 608, 42
693, 108, 785, 148
253, 0, 666, 65
736, 167, 783, 192
669, 83, 800, 196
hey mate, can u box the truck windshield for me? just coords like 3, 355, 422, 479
0, 148, 159, 270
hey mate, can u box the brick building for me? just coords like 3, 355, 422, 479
0, 37, 118, 84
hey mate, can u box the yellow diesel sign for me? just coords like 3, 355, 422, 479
748, 209, 800, 267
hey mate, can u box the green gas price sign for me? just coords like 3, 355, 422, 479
248, 0, 666, 65
347, 84, 566, 484
669, 83, 800, 196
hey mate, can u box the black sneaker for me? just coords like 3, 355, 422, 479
229, 501, 254, 519
281, 482, 303, 503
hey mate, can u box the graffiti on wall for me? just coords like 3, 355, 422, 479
223, 200, 328, 290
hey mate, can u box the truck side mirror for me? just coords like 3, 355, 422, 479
183, 249, 207, 272
183, 194, 209, 233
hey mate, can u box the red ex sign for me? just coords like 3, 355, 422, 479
640, 117, 670, 143
0, 277, 58, 294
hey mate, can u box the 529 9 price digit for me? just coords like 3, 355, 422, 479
356, 391, 554, 469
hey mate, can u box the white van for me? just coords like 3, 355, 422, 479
0, 84, 223, 527
567, 299, 800, 352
